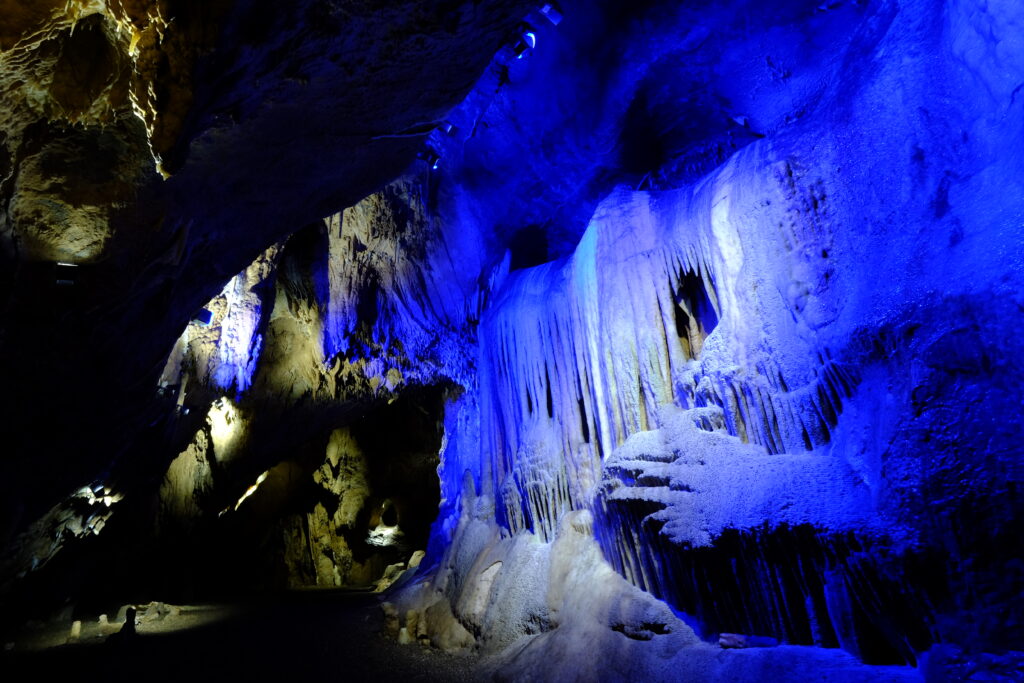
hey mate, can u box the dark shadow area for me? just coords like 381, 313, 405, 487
508, 224, 550, 271
0, 590, 483, 682
672, 268, 719, 359
0, 385, 448, 628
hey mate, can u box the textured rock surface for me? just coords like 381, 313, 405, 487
1, 0, 1022, 680
387, 0, 1024, 677
393, 501, 921, 682
0, 0, 533, 563
87, 193, 463, 597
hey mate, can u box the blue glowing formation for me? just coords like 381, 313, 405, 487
539, 3, 563, 26
418, 0, 1024, 676
134, 0, 1023, 677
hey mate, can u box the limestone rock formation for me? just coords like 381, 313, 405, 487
383, 0, 1024, 677
0, 0, 1022, 681
0, 0, 533, 565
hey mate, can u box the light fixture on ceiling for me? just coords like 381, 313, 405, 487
513, 25, 537, 59
539, 3, 563, 26
418, 148, 441, 171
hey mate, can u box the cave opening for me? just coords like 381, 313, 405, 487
507, 223, 551, 271
0, 384, 448, 642
672, 268, 720, 359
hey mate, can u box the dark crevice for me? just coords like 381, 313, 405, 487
545, 363, 554, 419
508, 224, 550, 271
673, 268, 719, 359
578, 397, 590, 443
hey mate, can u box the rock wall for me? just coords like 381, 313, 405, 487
143, 181, 471, 596
1, 0, 1021, 678
0, 170, 477, 608
399, 0, 1024, 675
0, 0, 533, 565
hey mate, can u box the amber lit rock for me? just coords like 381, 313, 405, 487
0, 0, 531, 582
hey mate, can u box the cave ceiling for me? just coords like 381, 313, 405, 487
0, 0, 828, 535
0, 0, 533, 535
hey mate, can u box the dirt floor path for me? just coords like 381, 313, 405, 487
0, 590, 486, 682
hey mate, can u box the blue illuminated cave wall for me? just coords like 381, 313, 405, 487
414, 0, 1024, 675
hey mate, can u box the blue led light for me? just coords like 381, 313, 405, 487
514, 30, 536, 59
539, 3, 563, 26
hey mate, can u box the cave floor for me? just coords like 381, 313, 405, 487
0, 589, 482, 682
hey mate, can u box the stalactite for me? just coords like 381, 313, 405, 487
469, 162, 932, 668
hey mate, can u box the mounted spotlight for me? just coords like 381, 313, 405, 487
512, 25, 537, 59
418, 149, 441, 171
193, 307, 214, 326
55, 261, 78, 286
539, 3, 563, 25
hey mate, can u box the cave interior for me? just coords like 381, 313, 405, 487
0, 0, 1022, 681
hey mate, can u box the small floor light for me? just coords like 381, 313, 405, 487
193, 308, 214, 326
55, 262, 78, 286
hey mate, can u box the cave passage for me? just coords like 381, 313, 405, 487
2, 591, 480, 682
1, 0, 1022, 681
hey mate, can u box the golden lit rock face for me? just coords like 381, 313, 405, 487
3, 1, 137, 128
158, 427, 213, 533
301, 428, 375, 587
0, 0, 226, 153
0, 0, 230, 262
8, 115, 154, 261
44, 13, 131, 123
112, 0, 234, 166
0, 0, 531, 609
